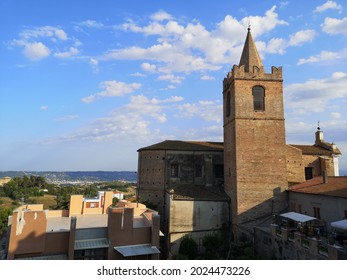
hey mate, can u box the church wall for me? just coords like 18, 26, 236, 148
223, 74, 288, 229
286, 145, 305, 183
138, 149, 224, 229
319, 157, 336, 176
137, 150, 166, 214
232, 79, 285, 120
301, 155, 322, 177
234, 119, 287, 223
165, 151, 224, 188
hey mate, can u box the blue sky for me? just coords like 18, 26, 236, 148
1, 0, 347, 172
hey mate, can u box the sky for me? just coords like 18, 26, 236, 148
1, 0, 347, 172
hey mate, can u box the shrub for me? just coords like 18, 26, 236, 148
178, 235, 198, 259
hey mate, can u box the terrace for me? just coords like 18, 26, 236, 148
271, 212, 347, 260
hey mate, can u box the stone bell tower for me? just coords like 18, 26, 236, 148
223, 28, 288, 237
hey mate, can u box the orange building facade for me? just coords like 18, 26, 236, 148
6, 191, 160, 260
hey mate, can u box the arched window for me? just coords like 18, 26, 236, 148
252, 86, 265, 111
226, 91, 231, 117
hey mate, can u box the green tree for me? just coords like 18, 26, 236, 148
83, 185, 97, 197
112, 197, 119, 206
202, 232, 226, 259
227, 233, 256, 260
54, 187, 75, 210
0, 208, 13, 235
178, 235, 198, 259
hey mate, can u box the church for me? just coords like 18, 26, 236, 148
136, 28, 342, 257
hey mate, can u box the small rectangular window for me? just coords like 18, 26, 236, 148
226, 92, 231, 117
195, 164, 203, 177
313, 207, 321, 219
171, 164, 179, 177
305, 167, 313, 180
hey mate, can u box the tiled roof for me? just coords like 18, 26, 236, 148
138, 140, 224, 152
289, 144, 341, 156
288, 176, 347, 198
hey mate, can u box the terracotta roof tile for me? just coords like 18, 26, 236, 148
289, 144, 341, 156
288, 176, 347, 198
138, 140, 224, 152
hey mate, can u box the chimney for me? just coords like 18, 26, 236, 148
323, 170, 328, 184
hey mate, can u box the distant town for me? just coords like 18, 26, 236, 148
0, 171, 137, 185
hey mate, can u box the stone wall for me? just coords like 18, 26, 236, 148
223, 65, 287, 235
286, 145, 305, 183
137, 150, 166, 214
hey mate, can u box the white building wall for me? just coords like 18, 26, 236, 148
168, 197, 229, 254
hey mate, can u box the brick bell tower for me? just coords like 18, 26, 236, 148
223, 27, 287, 238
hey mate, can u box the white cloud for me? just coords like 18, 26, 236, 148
263, 29, 316, 56
54, 113, 153, 143
78, 20, 104, 29
23, 42, 50, 61
131, 72, 146, 77
297, 50, 341, 65
54, 94, 184, 143
150, 10, 173, 22
239, 5, 288, 38
279, 2, 289, 9
330, 112, 342, 119
54, 47, 79, 58
183, 125, 223, 142
314, 1, 342, 13
106, 6, 288, 73
288, 29, 316, 46
20, 26, 68, 41
10, 25, 83, 61
54, 29, 68, 40
321, 17, 347, 35
266, 38, 287, 54
200, 75, 215, 80
103, 43, 221, 73
124, 94, 184, 123
141, 62, 157, 72
285, 72, 347, 114
89, 58, 99, 72
157, 74, 184, 84
125, 95, 167, 123
176, 100, 222, 123
90, 58, 98, 65
162, 96, 184, 102
81, 80, 141, 103
40, 105, 48, 110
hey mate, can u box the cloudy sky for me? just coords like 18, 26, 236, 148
1, 0, 347, 173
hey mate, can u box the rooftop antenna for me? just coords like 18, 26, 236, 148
317, 121, 320, 131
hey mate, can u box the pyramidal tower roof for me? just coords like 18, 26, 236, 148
238, 27, 263, 72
